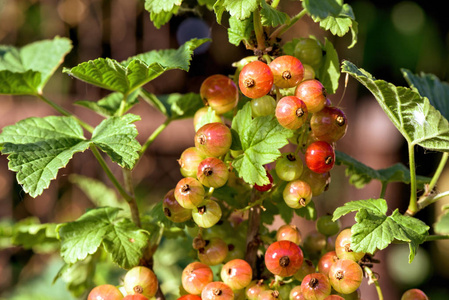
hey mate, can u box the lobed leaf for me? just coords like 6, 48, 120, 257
342, 60, 449, 152
260, 0, 289, 27
214, 0, 259, 21
0, 116, 90, 197
231, 103, 293, 185
434, 211, 449, 235
75, 90, 140, 117
332, 198, 388, 221
0, 37, 72, 94
402, 69, 449, 121
227, 16, 253, 47
91, 114, 141, 169
317, 38, 340, 94
58, 207, 150, 269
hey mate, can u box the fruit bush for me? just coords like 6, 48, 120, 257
0, 0, 448, 299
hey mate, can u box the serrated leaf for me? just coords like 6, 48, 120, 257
333, 198, 388, 221
260, 0, 289, 27
64, 58, 165, 95
231, 103, 293, 185
302, 0, 343, 19
91, 114, 141, 169
58, 207, 149, 268
75, 89, 140, 117
0, 116, 90, 197
317, 38, 339, 94
215, 0, 258, 21
140, 90, 204, 120
227, 16, 253, 47
11, 218, 59, 252
342, 60, 449, 152
144, 0, 182, 13
402, 69, 449, 120
335, 150, 431, 188
124, 38, 210, 71
68, 174, 127, 210
54, 257, 95, 297
0, 37, 72, 94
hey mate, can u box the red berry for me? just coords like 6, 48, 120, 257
198, 237, 229, 266
264, 240, 304, 277
335, 228, 365, 262
200, 74, 239, 115
300, 273, 332, 300
310, 106, 348, 143
300, 167, 330, 197
276, 224, 302, 245
88, 284, 124, 300
122, 295, 149, 300
254, 171, 273, 192
163, 188, 192, 223
258, 290, 281, 300
324, 296, 345, 300
269, 55, 304, 89
295, 79, 327, 113
289, 286, 306, 300
195, 122, 232, 157
328, 259, 363, 295
220, 259, 253, 290
174, 177, 206, 209
178, 295, 202, 300
305, 141, 335, 174
123, 266, 158, 299
239, 60, 274, 99
317, 251, 339, 277
192, 199, 222, 228
401, 288, 429, 300
275, 96, 308, 130
178, 146, 206, 178
245, 280, 268, 300
201, 282, 234, 300
182, 262, 214, 295
197, 157, 229, 188
283, 179, 313, 208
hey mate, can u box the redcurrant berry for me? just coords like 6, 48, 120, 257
290, 285, 305, 300
275, 153, 304, 182
254, 171, 273, 192
269, 55, 304, 89
181, 261, 214, 295
178, 295, 202, 300
294, 38, 323, 67
305, 141, 335, 174
178, 146, 207, 178
200, 74, 239, 115
275, 96, 308, 130
197, 157, 229, 188
258, 290, 281, 300
198, 237, 229, 266
220, 258, 253, 290
195, 122, 232, 157
276, 224, 302, 245
192, 199, 222, 228
264, 240, 304, 277
238, 60, 274, 99
293, 258, 315, 282
401, 288, 429, 300
88, 284, 124, 300
328, 259, 363, 295
300, 273, 332, 300
316, 215, 341, 237
300, 167, 330, 196
245, 280, 268, 300
193, 107, 223, 131
163, 188, 192, 223
283, 179, 313, 208
317, 251, 339, 277
201, 282, 234, 300
335, 228, 365, 262
251, 95, 276, 117
174, 177, 205, 209
310, 106, 348, 143
295, 79, 327, 113
122, 295, 149, 300
123, 266, 158, 299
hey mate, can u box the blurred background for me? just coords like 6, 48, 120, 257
0, 0, 449, 299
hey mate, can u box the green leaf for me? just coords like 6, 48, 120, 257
342, 60, 449, 152
434, 211, 449, 235
302, 0, 342, 19
54, 257, 95, 297
335, 150, 431, 188
68, 174, 127, 210
333, 199, 429, 262
402, 69, 449, 121
194, 107, 219, 131
64, 58, 165, 95
58, 207, 149, 268
231, 103, 293, 185
75, 89, 140, 117
227, 16, 253, 47
0, 116, 90, 197
317, 38, 339, 94
0, 37, 72, 94
144, 0, 182, 29
140, 90, 204, 120
260, 0, 289, 27
9, 217, 59, 253
91, 114, 141, 169
214, 0, 259, 21
124, 38, 210, 71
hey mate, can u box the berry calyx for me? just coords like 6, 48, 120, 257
201, 282, 234, 300
300, 273, 332, 300
238, 60, 274, 99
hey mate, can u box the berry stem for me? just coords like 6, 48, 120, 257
406, 143, 418, 215
425, 234, 449, 241
253, 9, 266, 52
364, 266, 383, 300
123, 168, 141, 227
140, 119, 171, 158
269, 9, 307, 42
36, 93, 93, 133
